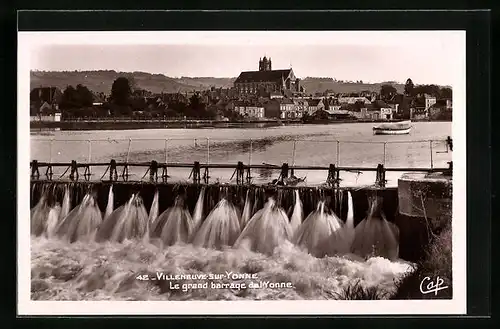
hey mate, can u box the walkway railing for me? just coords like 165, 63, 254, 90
30, 137, 453, 187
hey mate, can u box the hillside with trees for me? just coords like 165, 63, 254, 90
31, 70, 452, 96
299, 78, 406, 95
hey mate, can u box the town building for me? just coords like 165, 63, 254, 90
234, 101, 265, 119
293, 99, 309, 116
306, 99, 325, 115
425, 94, 437, 110
234, 57, 304, 95
30, 86, 62, 117
279, 98, 300, 119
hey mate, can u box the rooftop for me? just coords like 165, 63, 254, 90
234, 69, 293, 84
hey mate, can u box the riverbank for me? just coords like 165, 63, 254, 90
30, 118, 450, 131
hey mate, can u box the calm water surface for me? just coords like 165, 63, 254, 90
30, 122, 452, 187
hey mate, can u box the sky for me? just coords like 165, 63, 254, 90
23, 31, 465, 85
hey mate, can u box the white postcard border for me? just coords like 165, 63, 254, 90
18, 30, 467, 315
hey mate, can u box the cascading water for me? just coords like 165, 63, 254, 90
293, 201, 346, 258
31, 193, 51, 237
45, 204, 61, 239
192, 186, 205, 232
104, 185, 114, 221
95, 194, 149, 243
350, 193, 400, 260
152, 195, 194, 246
240, 189, 252, 229
290, 189, 303, 234
110, 194, 149, 243
234, 197, 293, 255
96, 194, 130, 243
29, 182, 415, 301
60, 185, 71, 221
148, 189, 160, 233
192, 198, 241, 250
56, 193, 103, 243
43, 185, 73, 239
70, 194, 103, 243
251, 187, 262, 217
342, 191, 355, 250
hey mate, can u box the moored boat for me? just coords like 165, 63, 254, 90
373, 120, 412, 135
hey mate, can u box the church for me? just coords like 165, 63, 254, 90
234, 57, 304, 95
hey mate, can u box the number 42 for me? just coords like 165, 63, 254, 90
136, 274, 150, 281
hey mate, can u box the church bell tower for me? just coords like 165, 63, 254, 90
259, 56, 272, 71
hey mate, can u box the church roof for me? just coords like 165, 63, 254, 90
234, 69, 292, 84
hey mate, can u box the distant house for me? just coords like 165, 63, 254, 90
92, 92, 107, 106
370, 100, 393, 120
410, 107, 429, 120
293, 99, 309, 117
324, 106, 351, 120
445, 98, 453, 110
279, 98, 299, 119
234, 101, 265, 119
309, 109, 333, 121
346, 100, 394, 120
307, 99, 325, 115
425, 94, 437, 110
30, 86, 62, 116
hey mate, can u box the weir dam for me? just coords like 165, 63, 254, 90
29, 136, 453, 263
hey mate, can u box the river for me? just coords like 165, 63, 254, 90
30, 122, 452, 187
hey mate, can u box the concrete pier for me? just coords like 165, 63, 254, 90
396, 172, 453, 260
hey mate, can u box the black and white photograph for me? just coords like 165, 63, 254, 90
19, 30, 466, 315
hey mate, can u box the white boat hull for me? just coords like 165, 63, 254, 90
373, 127, 411, 135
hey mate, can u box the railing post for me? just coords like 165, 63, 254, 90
164, 139, 169, 163
150, 160, 158, 182
429, 140, 434, 170
49, 139, 54, 163
87, 140, 92, 178
446, 161, 453, 176
110, 159, 118, 181
248, 139, 253, 165
207, 137, 210, 165
69, 160, 79, 181
203, 167, 210, 184
45, 163, 53, 180
87, 140, 92, 163
327, 164, 340, 187
247, 139, 253, 184
236, 161, 244, 185
192, 161, 201, 184
446, 136, 453, 151
281, 163, 289, 182
383, 142, 387, 165
375, 164, 386, 187
31, 160, 40, 179
126, 138, 132, 163
163, 139, 169, 182
336, 140, 340, 166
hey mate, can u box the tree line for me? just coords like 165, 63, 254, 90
58, 77, 219, 119
379, 79, 452, 102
